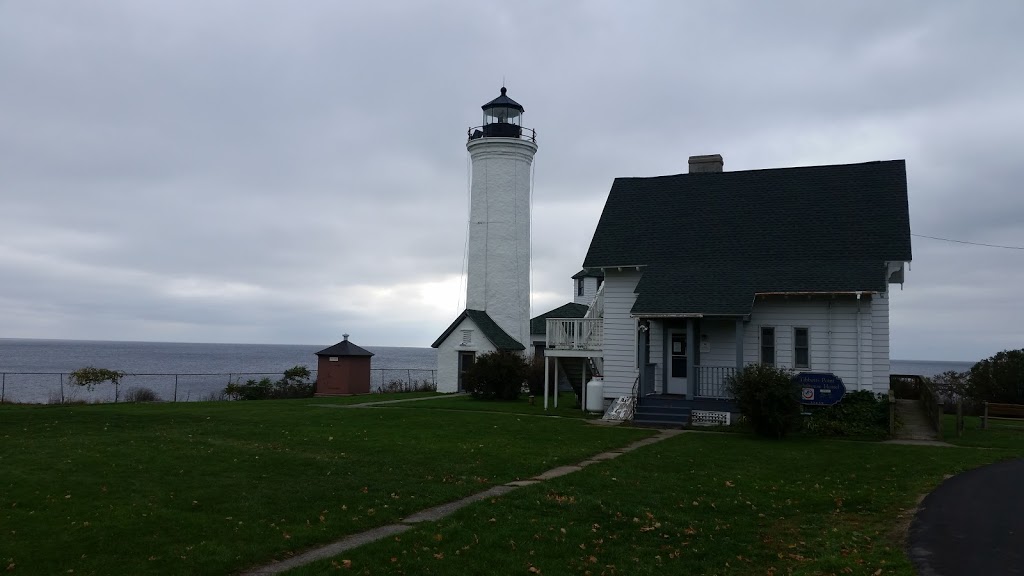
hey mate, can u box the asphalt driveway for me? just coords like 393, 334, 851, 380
908, 458, 1024, 575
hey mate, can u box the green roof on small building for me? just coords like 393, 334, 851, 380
529, 302, 589, 335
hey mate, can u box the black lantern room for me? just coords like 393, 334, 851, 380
470, 87, 534, 141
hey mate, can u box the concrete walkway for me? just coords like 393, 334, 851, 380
240, 428, 683, 575
908, 458, 1024, 575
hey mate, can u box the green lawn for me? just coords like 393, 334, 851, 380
942, 413, 1024, 450
289, 433, 1021, 576
8, 396, 1023, 576
381, 392, 596, 419
305, 391, 442, 405
0, 398, 651, 575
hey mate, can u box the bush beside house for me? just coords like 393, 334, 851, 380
727, 364, 801, 438
463, 351, 529, 401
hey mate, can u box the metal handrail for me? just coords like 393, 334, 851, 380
467, 125, 537, 143
628, 374, 640, 420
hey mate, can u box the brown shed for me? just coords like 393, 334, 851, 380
314, 334, 374, 396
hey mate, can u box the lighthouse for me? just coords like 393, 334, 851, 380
432, 87, 539, 393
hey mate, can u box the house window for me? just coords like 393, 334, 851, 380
461, 330, 472, 345
577, 278, 585, 297
794, 327, 810, 369
760, 327, 775, 366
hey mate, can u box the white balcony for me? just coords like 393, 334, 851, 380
545, 318, 603, 356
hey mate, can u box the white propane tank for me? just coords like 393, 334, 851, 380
585, 377, 604, 413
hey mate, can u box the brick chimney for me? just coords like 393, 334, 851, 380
688, 154, 723, 173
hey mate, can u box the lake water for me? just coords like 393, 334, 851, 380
0, 339, 436, 404
0, 338, 973, 404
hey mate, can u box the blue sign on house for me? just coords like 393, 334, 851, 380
794, 372, 847, 406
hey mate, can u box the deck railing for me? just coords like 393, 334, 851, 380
695, 365, 735, 399
545, 318, 603, 351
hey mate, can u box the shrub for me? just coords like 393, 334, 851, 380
223, 366, 315, 400
463, 350, 529, 401
726, 364, 801, 438
968, 349, 1024, 404
929, 370, 976, 414
69, 367, 127, 401
803, 390, 888, 437
123, 387, 160, 403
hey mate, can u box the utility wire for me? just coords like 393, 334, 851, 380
911, 233, 1024, 250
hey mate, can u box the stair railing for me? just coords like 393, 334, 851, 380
582, 282, 605, 375
628, 374, 640, 420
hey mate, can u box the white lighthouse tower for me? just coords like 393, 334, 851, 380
432, 87, 539, 393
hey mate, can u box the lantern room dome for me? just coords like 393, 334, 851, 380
482, 86, 524, 116
472, 86, 533, 140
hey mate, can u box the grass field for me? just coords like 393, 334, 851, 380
5, 394, 1024, 576
382, 392, 596, 419
0, 397, 651, 575
942, 412, 1024, 449
290, 432, 1023, 576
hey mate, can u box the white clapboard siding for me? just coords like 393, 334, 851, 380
600, 270, 641, 397
872, 291, 891, 391
574, 276, 603, 305
860, 297, 873, 392
435, 317, 498, 394
699, 318, 738, 367
648, 320, 664, 390
744, 297, 883, 393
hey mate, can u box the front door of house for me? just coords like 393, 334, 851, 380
457, 351, 475, 392
667, 331, 687, 395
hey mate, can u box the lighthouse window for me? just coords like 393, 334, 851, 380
577, 279, 585, 297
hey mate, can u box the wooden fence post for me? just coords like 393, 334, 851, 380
983, 401, 989, 430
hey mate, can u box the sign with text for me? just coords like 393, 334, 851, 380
794, 372, 846, 406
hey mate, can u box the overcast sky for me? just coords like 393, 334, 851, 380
2, 1, 1022, 360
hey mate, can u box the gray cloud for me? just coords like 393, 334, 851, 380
1, 0, 1022, 358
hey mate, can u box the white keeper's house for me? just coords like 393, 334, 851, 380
430, 89, 913, 425
542, 154, 912, 423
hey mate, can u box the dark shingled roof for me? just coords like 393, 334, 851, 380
530, 302, 589, 335
582, 160, 912, 316
431, 309, 525, 350
571, 269, 605, 280
316, 338, 374, 357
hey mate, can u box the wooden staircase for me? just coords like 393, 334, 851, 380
632, 395, 691, 428
556, 358, 592, 402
